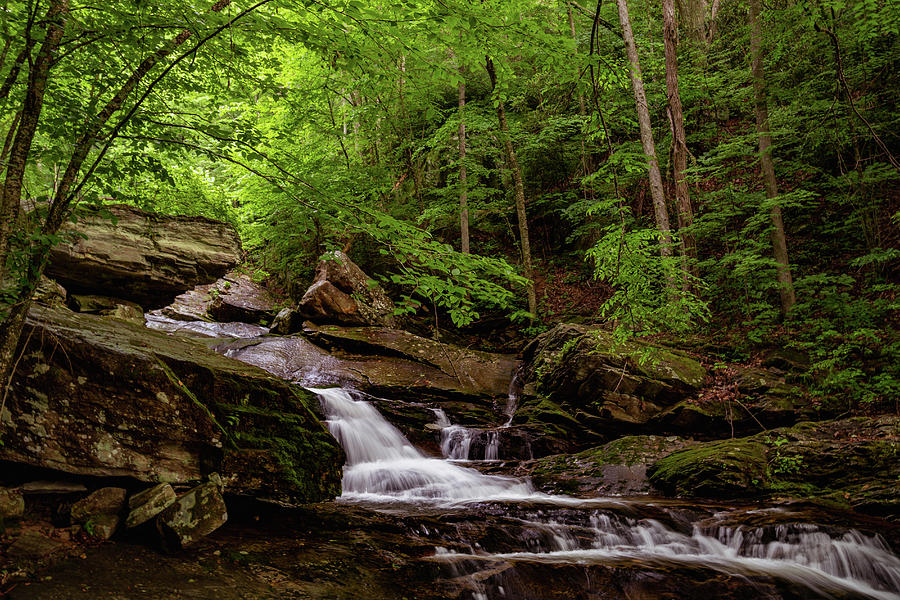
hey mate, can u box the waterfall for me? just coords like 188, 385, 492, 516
312, 387, 900, 599
313, 388, 532, 502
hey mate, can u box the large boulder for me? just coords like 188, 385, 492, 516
46, 204, 241, 309
0, 306, 343, 504
298, 251, 396, 327
206, 272, 277, 324
514, 324, 706, 450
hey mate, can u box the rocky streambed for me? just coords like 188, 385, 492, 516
3, 206, 899, 599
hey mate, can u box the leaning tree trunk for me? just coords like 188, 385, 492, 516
663, 0, 697, 271
458, 74, 470, 254
749, 0, 795, 314
485, 57, 538, 319
615, 0, 672, 257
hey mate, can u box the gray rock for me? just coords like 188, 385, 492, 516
0, 487, 25, 520
126, 483, 176, 528
270, 307, 304, 335
206, 273, 276, 324
84, 513, 120, 539
156, 482, 228, 549
70, 487, 127, 524
46, 203, 241, 309
32, 275, 66, 307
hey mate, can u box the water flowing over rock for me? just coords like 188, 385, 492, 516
45, 204, 241, 309
1, 306, 343, 505
298, 251, 396, 327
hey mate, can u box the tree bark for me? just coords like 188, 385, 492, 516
663, 0, 696, 269
486, 57, 538, 318
458, 74, 470, 254
675, 0, 708, 43
615, 0, 672, 257
749, 0, 795, 314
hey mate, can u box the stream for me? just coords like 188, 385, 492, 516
145, 314, 900, 599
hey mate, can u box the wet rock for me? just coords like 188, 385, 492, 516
126, 484, 176, 528
206, 273, 276, 324
145, 312, 269, 338
520, 435, 697, 497
213, 325, 517, 414
85, 514, 120, 539
70, 487, 127, 524
2, 306, 343, 504
46, 203, 241, 309
156, 482, 228, 549
298, 251, 396, 327
0, 486, 25, 520
270, 306, 304, 335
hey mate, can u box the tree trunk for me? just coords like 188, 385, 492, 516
663, 0, 696, 270
0, 0, 67, 285
486, 57, 538, 318
568, 5, 591, 176
615, 0, 672, 257
458, 75, 470, 254
1, 0, 239, 405
749, 0, 795, 314
675, 0, 708, 43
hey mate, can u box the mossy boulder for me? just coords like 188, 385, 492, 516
648, 417, 900, 517
649, 438, 770, 498
515, 324, 706, 450
1, 306, 343, 505
519, 435, 696, 496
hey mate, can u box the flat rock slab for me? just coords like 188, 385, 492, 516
7, 531, 67, 560
70, 487, 127, 523
46, 204, 241, 309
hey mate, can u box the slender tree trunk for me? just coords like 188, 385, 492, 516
663, 0, 696, 270
1, 0, 239, 404
0, 1, 67, 285
486, 57, 538, 318
615, 0, 672, 257
749, 0, 795, 314
568, 5, 592, 176
458, 75, 470, 254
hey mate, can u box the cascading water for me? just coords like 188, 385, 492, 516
312, 387, 900, 600
314, 388, 532, 502
432, 408, 503, 462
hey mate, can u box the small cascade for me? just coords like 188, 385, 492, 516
502, 371, 521, 427
432, 409, 502, 462
314, 388, 533, 502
